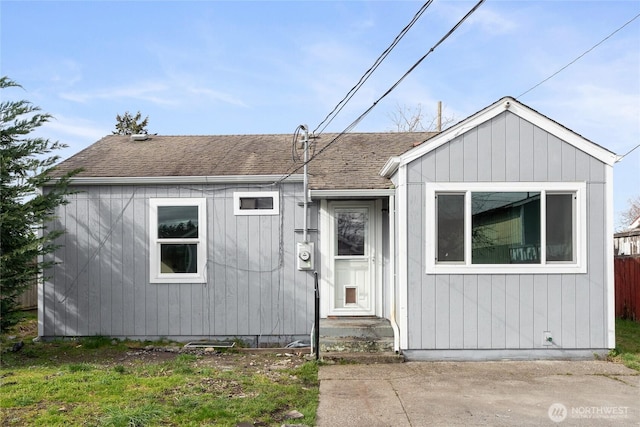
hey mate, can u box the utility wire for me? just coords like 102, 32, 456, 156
276, 0, 486, 184
312, 0, 434, 136
616, 143, 640, 162
517, 11, 640, 99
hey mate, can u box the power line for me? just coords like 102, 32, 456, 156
517, 11, 640, 100
276, 0, 486, 184
312, 0, 434, 136
616, 143, 640, 163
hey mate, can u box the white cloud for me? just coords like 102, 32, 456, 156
433, 2, 518, 38
186, 86, 247, 107
530, 83, 639, 157
43, 114, 107, 141
468, 7, 518, 36
29, 114, 109, 161
59, 81, 176, 105
47, 59, 83, 88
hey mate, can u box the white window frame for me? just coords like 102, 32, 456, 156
233, 191, 279, 215
149, 198, 207, 283
426, 182, 586, 274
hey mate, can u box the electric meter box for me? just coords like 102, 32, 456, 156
297, 242, 314, 271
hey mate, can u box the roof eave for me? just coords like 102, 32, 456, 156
379, 156, 401, 178
396, 97, 618, 168
309, 188, 396, 199
46, 174, 304, 186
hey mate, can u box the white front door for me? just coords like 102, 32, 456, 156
330, 201, 376, 315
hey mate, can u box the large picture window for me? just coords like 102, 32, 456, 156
428, 183, 585, 274
150, 198, 207, 283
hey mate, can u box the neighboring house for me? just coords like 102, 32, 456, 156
42, 97, 618, 360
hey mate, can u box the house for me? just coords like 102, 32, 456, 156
41, 97, 618, 360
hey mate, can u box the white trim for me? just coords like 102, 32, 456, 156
426, 182, 587, 274
149, 198, 207, 284
380, 156, 401, 177
319, 200, 331, 318
50, 174, 303, 186
375, 199, 383, 317
397, 165, 409, 349
327, 201, 378, 316
605, 165, 615, 348
36, 187, 44, 337
233, 191, 279, 216
309, 188, 396, 199
388, 194, 400, 353
398, 97, 617, 167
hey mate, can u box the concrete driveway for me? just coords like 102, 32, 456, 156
317, 360, 639, 426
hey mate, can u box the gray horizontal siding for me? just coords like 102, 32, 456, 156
42, 182, 316, 341
406, 111, 609, 350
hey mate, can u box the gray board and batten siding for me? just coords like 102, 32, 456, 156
403, 110, 610, 357
41, 182, 318, 345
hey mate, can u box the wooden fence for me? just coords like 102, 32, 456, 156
17, 283, 38, 310
615, 256, 640, 321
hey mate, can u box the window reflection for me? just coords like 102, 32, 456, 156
160, 244, 197, 273
471, 192, 541, 264
437, 194, 465, 262
546, 194, 574, 261
158, 206, 198, 238
336, 211, 366, 256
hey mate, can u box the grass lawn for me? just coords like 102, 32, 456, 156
1, 312, 318, 426
2, 313, 639, 426
610, 318, 640, 371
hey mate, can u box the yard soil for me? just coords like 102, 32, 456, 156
1, 313, 310, 374
115, 347, 311, 374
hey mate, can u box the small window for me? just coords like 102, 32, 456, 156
336, 210, 367, 256
233, 191, 279, 215
546, 193, 574, 262
150, 198, 207, 283
428, 183, 585, 274
436, 194, 464, 262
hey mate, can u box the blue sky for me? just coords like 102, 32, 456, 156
2, 1, 639, 227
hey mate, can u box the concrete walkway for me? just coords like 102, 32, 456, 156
317, 360, 639, 426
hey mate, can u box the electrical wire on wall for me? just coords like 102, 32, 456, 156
51, 182, 298, 339
52, 0, 488, 338
54, 183, 300, 302
291, 124, 316, 164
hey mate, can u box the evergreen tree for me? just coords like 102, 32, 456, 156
113, 111, 149, 135
0, 77, 80, 331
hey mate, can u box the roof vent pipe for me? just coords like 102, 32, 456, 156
130, 134, 149, 141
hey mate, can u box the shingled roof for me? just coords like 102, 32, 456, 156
52, 132, 436, 190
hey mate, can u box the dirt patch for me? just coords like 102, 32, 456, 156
115, 346, 312, 373
1, 311, 311, 371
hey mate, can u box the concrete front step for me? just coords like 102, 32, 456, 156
319, 336, 394, 353
319, 317, 395, 353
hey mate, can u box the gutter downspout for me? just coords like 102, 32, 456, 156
388, 194, 400, 353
